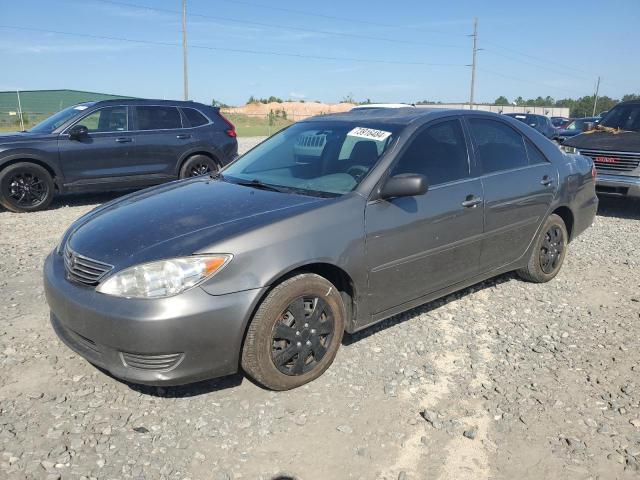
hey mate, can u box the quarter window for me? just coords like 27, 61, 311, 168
182, 108, 209, 127
468, 119, 528, 174
76, 106, 127, 133
525, 140, 548, 165
391, 119, 470, 186
135, 106, 182, 130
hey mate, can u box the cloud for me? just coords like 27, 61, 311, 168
0, 41, 138, 54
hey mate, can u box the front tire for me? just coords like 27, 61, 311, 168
517, 213, 568, 283
0, 162, 54, 213
179, 154, 218, 178
241, 274, 345, 390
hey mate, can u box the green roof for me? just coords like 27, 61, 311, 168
0, 89, 133, 115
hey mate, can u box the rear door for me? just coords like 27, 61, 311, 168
58, 105, 132, 185
466, 117, 557, 272
364, 118, 484, 314
128, 105, 194, 179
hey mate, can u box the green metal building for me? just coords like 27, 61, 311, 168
0, 89, 133, 129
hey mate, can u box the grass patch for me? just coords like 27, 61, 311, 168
224, 113, 293, 137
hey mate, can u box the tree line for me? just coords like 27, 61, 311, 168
494, 94, 640, 118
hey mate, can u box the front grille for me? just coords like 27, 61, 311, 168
580, 149, 640, 173
120, 352, 184, 371
63, 244, 113, 286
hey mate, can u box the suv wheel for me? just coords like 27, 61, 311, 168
180, 154, 218, 178
0, 162, 54, 213
241, 274, 345, 390
517, 214, 568, 283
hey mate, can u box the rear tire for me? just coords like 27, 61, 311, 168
517, 214, 568, 283
241, 274, 345, 390
179, 154, 218, 178
0, 162, 54, 213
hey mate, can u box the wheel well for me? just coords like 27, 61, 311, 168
552, 206, 574, 240
0, 158, 57, 188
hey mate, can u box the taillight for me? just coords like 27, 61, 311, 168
219, 113, 236, 138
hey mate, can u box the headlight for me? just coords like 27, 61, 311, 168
560, 145, 578, 154
96, 255, 232, 298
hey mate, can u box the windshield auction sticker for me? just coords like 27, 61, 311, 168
347, 127, 392, 141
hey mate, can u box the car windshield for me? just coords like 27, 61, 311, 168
222, 121, 400, 196
29, 103, 93, 133
600, 104, 640, 132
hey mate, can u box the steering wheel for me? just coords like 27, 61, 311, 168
347, 165, 369, 181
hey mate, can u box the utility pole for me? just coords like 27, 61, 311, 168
182, 0, 189, 101
16, 90, 24, 131
592, 76, 601, 116
468, 18, 478, 110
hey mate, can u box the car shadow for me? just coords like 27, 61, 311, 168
49, 190, 137, 210
597, 196, 640, 220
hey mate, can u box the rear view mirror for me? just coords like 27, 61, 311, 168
380, 174, 428, 199
582, 122, 594, 132
68, 124, 88, 140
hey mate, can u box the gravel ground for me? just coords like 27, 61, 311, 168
1, 139, 640, 479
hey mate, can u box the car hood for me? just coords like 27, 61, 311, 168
564, 130, 640, 151
67, 177, 325, 268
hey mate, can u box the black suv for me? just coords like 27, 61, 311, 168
0, 99, 238, 212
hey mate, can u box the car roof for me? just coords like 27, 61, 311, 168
304, 107, 472, 126
83, 98, 211, 108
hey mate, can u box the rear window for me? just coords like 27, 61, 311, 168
469, 118, 528, 173
135, 106, 182, 130
600, 104, 640, 132
182, 107, 209, 127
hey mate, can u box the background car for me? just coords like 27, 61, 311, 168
0, 99, 238, 212
551, 116, 572, 128
563, 100, 640, 200
554, 116, 601, 143
504, 113, 557, 139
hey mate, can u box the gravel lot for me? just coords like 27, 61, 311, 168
1, 138, 639, 479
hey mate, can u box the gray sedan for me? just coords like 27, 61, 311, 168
44, 108, 598, 390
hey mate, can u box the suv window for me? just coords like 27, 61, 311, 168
469, 118, 528, 173
77, 106, 127, 133
600, 104, 640, 132
182, 107, 209, 127
391, 119, 470, 185
135, 106, 182, 131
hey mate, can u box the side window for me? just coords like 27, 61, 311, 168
391, 119, 470, 186
468, 119, 528, 174
77, 106, 127, 133
182, 108, 209, 127
136, 106, 182, 131
525, 139, 548, 165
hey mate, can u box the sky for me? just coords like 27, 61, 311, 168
0, 0, 638, 106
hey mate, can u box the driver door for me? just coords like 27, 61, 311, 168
364, 118, 484, 314
58, 106, 132, 186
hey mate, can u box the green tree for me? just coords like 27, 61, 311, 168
622, 93, 640, 102
514, 96, 525, 106
494, 96, 509, 105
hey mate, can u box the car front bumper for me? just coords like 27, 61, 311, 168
44, 251, 266, 386
596, 173, 640, 198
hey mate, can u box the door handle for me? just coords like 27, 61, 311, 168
176, 134, 191, 139
115, 137, 132, 143
540, 176, 553, 186
461, 195, 483, 208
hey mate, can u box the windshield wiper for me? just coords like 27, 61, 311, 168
232, 178, 288, 193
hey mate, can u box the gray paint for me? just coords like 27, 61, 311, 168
44, 108, 598, 386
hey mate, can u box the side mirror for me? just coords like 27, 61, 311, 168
380, 174, 428, 199
582, 122, 594, 132
68, 124, 88, 140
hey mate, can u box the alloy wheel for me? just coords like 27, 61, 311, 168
6, 171, 48, 208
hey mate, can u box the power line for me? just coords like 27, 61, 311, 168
483, 50, 592, 83
478, 68, 586, 97
95, 0, 467, 49
0, 25, 467, 67
220, 0, 468, 38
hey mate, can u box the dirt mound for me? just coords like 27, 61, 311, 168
224, 101, 355, 120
